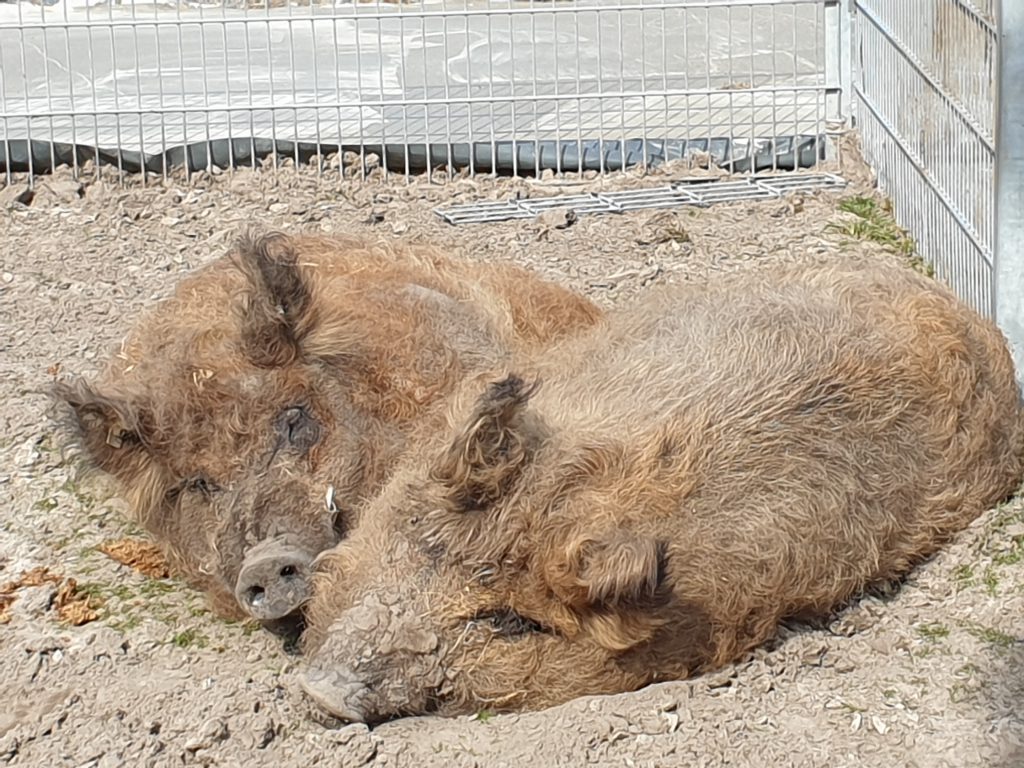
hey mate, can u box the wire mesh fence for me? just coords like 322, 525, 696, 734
0, 0, 844, 183
852, 0, 998, 317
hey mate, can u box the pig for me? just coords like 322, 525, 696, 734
299, 256, 1024, 722
55, 231, 601, 622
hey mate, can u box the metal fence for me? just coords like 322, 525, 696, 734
1, 0, 1021, 376
0, 0, 845, 181
852, 0, 998, 317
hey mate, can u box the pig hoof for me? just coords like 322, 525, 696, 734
299, 666, 370, 723
235, 547, 313, 621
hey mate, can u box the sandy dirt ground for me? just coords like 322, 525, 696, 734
1, 142, 1022, 767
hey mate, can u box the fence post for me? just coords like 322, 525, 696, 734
996, 0, 1024, 390
824, 0, 855, 135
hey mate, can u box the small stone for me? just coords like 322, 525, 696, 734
269, 203, 288, 214
654, 697, 678, 713
834, 658, 857, 673
0, 184, 33, 207
255, 717, 275, 749
662, 712, 680, 733
184, 717, 228, 751
800, 644, 828, 666
871, 715, 888, 735
11, 584, 57, 618
41, 179, 84, 202
324, 723, 377, 767
1004, 522, 1024, 538
324, 723, 370, 747
537, 208, 577, 231
2, 272, 13, 283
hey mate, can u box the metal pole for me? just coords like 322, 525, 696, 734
839, 0, 855, 129
996, 0, 1024, 391
824, 0, 854, 165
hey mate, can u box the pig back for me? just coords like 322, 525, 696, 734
540, 259, 1022, 661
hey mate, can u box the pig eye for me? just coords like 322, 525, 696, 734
166, 475, 220, 503
474, 608, 547, 638
275, 405, 321, 452
186, 475, 220, 497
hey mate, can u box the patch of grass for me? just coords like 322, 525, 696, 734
835, 196, 877, 219
982, 568, 1000, 596
33, 497, 59, 513
52, 528, 93, 552
952, 564, 976, 589
59, 477, 97, 511
964, 624, 1017, 649
956, 663, 981, 677
948, 682, 973, 704
473, 710, 496, 723
907, 254, 936, 279
987, 498, 1023, 532
917, 622, 950, 642
73, 561, 102, 577
137, 579, 176, 598
107, 584, 136, 602
74, 581, 110, 602
170, 628, 208, 649
107, 615, 142, 633
36, 433, 57, 455
828, 196, 921, 264
70, 577, 145, 605
658, 226, 691, 245
994, 537, 1024, 567
240, 619, 262, 636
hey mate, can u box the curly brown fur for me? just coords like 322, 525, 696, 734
301, 256, 1024, 722
54, 230, 601, 620
232, 230, 317, 368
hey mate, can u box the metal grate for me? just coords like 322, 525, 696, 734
434, 171, 846, 224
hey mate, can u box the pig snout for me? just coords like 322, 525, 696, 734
299, 595, 445, 722
298, 665, 372, 723
234, 538, 314, 620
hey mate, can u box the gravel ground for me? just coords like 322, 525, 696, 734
1, 140, 1022, 767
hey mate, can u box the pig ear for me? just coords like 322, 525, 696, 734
233, 231, 317, 368
430, 374, 541, 513
53, 377, 156, 479
545, 530, 672, 651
